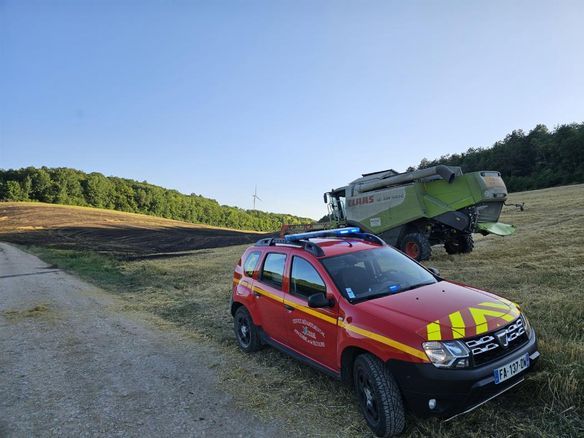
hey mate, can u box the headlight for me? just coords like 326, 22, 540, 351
422, 340, 470, 368
522, 314, 533, 337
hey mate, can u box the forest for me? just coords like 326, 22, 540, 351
2, 123, 583, 230
0, 167, 311, 232
410, 123, 584, 191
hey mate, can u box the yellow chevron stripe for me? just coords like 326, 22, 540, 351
340, 320, 428, 361
426, 320, 442, 341
479, 301, 520, 318
448, 311, 465, 339
478, 301, 512, 310
469, 307, 515, 334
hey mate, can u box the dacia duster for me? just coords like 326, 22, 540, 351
230, 228, 539, 437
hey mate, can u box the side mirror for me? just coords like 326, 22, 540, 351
308, 293, 334, 308
428, 267, 440, 277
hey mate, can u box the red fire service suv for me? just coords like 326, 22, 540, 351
230, 228, 539, 437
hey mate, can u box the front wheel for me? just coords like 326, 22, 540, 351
400, 232, 431, 261
444, 233, 474, 254
353, 354, 405, 437
233, 306, 262, 353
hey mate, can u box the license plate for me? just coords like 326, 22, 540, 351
494, 353, 530, 384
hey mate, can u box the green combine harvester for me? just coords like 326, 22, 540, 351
283, 165, 515, 261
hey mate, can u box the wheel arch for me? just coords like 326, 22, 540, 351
231, 298, 263, 327
230, 300, 243, 316
341, 346, 382, 385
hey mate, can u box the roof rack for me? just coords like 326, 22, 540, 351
255, 227, 386, 257
255, 237, 325, 257
345, 232, 386, 246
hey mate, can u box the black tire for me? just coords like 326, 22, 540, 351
444, 233, 474, 255
353, 354, 405, 437
400, 232, 431, 261
233, 306, 262, 353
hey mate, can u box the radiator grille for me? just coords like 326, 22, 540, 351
465, 318, 528, 366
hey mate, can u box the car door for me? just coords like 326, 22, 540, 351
284, 255, 339, 371
253, 251, 288, 343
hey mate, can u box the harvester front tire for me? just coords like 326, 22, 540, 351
444, 234, 474, 255
400, 233, 431, 261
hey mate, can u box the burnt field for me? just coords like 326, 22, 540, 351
0, 202, 270, 258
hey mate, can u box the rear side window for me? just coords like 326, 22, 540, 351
290, 257, 326, 299
243, 251, 261, 277
261, 253, 287, 289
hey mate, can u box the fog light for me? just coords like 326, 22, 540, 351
428, 399, 437, 410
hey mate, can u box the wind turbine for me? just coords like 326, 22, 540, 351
252, 185, 262, 210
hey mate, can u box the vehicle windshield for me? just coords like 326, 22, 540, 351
320, 247, 437, 303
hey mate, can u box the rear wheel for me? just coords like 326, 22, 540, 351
234, 306, 262, 353
400, 232, 431, 261
444, 233, 474, 254
353, 354, 405, 437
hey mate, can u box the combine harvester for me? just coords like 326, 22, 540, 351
283, 165, 515, 261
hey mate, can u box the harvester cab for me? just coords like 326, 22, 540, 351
323, 165, 515, 261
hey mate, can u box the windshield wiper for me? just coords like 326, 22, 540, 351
399, 280, 437, 292
350, 289, 402, 304
349, 280, 438, 304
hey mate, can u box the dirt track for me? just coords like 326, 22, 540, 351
0, 242, 281, 437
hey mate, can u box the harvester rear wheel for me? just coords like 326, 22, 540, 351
444, 233, 474, 254
400, 233, 431, 261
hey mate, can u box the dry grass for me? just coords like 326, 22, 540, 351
23, 184, 584, 437
0, 201, 265, 232
3, 304, 53, 321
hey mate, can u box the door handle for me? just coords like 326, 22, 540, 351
253, 291, 261, 299
284, 304, 294, 311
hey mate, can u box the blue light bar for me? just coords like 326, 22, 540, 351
284, 227, 361, 242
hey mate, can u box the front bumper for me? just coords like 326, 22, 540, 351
387, 330, 539, 418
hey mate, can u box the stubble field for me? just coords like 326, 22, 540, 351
3, 184, 583, 437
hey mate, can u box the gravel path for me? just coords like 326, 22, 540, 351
0, 242, 281, 437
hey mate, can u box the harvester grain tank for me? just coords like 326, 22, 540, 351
323, 165, 515, 260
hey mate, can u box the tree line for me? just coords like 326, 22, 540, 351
2, 123, 583, 229
410, 123, 584, 192
0, 167, 312, 232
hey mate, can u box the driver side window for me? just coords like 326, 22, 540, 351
290, 257, 326, 300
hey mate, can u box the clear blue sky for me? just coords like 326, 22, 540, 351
1, 1, 583, 219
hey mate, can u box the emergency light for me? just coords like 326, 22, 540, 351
284, 227, 361, 242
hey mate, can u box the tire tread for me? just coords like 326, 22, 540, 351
354, 354, 405, 437
400, 232, 432, 261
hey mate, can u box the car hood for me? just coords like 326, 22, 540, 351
354, 280, 520, 341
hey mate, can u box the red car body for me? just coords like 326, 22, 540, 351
230, 234, 538, 420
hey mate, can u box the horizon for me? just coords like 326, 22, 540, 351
0, 118, 580, 221
2, 1, 584, 218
